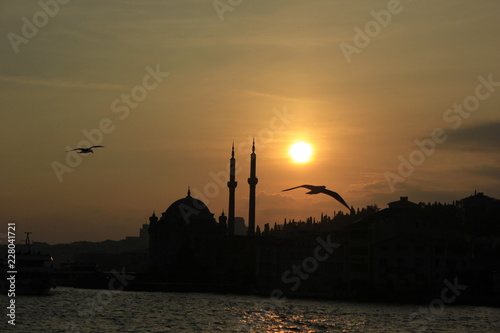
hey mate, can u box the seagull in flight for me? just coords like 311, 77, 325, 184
67, 145, 105, 154
282, 185, 351, 210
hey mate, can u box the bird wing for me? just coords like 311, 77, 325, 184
67, 148, 84, 152
90, 145, 105, 148
321, 189, 350, 210
282, 185, 317, 192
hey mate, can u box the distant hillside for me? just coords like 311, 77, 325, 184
0, 238, 147, 264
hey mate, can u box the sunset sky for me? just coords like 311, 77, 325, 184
1, 0, 500, 244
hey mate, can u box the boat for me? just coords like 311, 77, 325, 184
1, 232, 56, 295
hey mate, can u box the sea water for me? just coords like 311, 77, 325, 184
2, 287, 499, 332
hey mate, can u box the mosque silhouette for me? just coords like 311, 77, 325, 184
145, 141, 258, 290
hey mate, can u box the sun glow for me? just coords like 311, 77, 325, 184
289, 142, 313, 163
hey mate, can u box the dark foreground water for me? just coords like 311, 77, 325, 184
2, 287, 499, 332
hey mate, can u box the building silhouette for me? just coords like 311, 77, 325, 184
345, 196, 463, 298
141, 143, 500, 303
233, 217, 247, 235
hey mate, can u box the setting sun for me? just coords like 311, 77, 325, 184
289, 142, 313, 163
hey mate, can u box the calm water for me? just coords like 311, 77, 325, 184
2, 287, 499, 332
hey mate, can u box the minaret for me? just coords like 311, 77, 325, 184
149, 211, 158, 225
227, 143, 237, 235
218, 210, 228, 235
247, 139, 258, 236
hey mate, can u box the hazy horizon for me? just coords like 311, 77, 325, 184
2, 0, 500, 244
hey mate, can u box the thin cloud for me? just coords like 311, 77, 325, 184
463, 165, 500, 181
243, 90, 327, 104
0, 75, 128, 90
346, 180, 389, 194
445, 122, 500, 152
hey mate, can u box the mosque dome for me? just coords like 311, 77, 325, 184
160, 188, 214, 226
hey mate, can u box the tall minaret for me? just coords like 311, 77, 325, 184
227, 143, 237, 236
247, 139, 258, 236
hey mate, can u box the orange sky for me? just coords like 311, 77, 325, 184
1, 0, 500, 244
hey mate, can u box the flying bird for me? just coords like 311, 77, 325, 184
282, 185, 351, 210
67, 145, 105, 154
